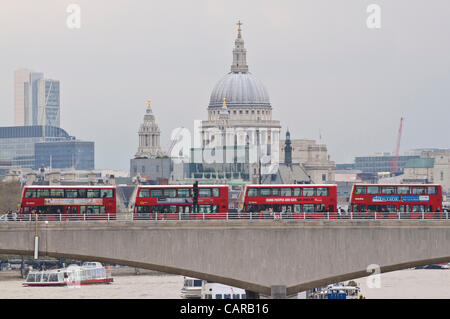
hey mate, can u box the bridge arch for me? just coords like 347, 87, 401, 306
2, 252, 450, 296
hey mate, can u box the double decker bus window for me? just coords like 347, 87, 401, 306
354, 186, 366, 195
412, 205, 427, 212
151, 189, 163, 197
399, 205, 410, 212
168, 205, 177, 213
151, 205, 163, 213
65, 189, 79, 198
212, 188, 220, 197
317, 187, 329, 196
260, 188, 271, 197
101, 189, 114, 198
100, 206, 106, 214
303, 188, 315, 197
316, 204, 325, 212
139, 189, 150, 198
78, 188, 87, 198
272, 204, 281, 212
382, 186, 396, 195
87, 206, 100, 215
164, 189, 177, 197
178, 188, 190, 197
247, 188, 258, 197
199, 188, 211, 198
37, 188, 50, 198
397, 186, 410, 195
281, 188, 292, 197
25, 189, 37, 198
412, 187, 426, 195
294, 204, 301, 213
246, 204, 258, 212
50, 189, 65, 198
367, 186, 379, 195
385, 205, 397, 212
80, 206, 86, 214
293, 188, 301, 196
303, 204, 314, 212
87, 189, 100, 198
427, 186, 438, 195
199, 205, 210, 213
272, 188, 280, 196
137, 206, 150, 213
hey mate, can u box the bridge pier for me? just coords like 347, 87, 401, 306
270, 285, 287, 299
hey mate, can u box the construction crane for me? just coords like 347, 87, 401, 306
392, 117, 404, 174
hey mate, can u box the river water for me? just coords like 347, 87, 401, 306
0, 269, 449, 299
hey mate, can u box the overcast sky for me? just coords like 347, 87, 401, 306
1, 0, 449, 171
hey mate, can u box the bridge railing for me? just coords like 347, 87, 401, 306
1, 211, 449, 222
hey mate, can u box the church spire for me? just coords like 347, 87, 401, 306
231, 20, 248, 73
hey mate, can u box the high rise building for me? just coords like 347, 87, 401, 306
37, 79, 60, 127
14, 69, 33, 126
0, 125, 93, 170
14, 70, 60, 127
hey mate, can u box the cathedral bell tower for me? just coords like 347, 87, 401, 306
135, 100, 164, 159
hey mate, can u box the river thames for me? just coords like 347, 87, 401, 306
0, 269, 449, 299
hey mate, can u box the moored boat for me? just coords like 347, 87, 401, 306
180, 277, 203, 299
309, 282, 364, 299
23, 262, 113, 287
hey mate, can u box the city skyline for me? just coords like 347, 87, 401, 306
1, 1, 450, 172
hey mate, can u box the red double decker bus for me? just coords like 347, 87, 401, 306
133, 185, 229, 220
349, 184, 443, 219
20, 186, 117, 220
242, 184, 338, 219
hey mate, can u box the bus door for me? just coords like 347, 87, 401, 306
64, 206, 78, 220
179, 205, 190, 220
399, 205, 412, 219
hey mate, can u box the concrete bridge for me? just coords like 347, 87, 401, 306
1, 220, 450, 297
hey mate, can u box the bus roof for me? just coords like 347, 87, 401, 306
244, 184, 337, 188
352, 184, 441, 187
137, 185, 229, 188
23, 185, 116, 189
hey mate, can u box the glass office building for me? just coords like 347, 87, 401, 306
0, 125, 93, 170
37, 79, 60, 127
354, 155, 420, 174
20, 72, 60, 127
35, 140, 94, 170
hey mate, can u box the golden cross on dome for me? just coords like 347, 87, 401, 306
147, 99, 151, 108
237, 20, 243, 37
223, 97, 227, 107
